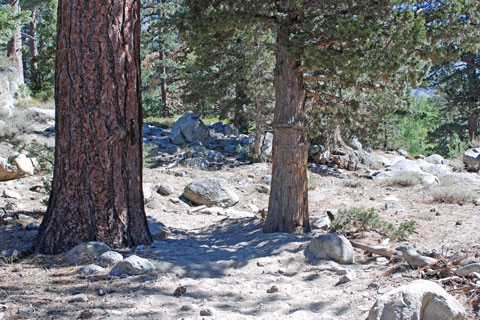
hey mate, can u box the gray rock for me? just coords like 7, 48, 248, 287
417, 160, 453, 176
397, 149, 410, 157
96, 251, 124, 267
2, 189, 22, 199
336, 269, 356, 285
76, 264, 105, 275
261, 175, 272, 184
225, 209, 256, 219
146, 198, 165, 210
109, 255, 156, 276
223, 144, 238, 154
13, 154, 34, 176
443, 172, 480, 188
310, 216, 331, 230
69, 293, 88, 303
425, 154, 444, 164
181, 157, 210, 170
237, 177, 253, 186
260, 132, 273, 157
256, 185, 270, 193
456, 263, 480, 277
147, 218, 172, 240
170, 113, 210, 145
367, 280, 465, 320
143, 183, 153, 203
463, 148, 480, 171
156, 183, 174, 196
309, 144, 324, 155
209, 121, 224, 134
183, 178, 239, 208
349, 137, 362, 151
0, 65, 22, 118
65, 242, 111, 266
205, 150, 224, 162
223, 124, 239, 136
388, 159, 422, 172
24, 222, 40, 230
0, 157, 24, 181
305, 233, 354, 264
396, 247, 437, 269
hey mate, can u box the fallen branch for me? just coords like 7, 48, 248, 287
350, 240, 393, 258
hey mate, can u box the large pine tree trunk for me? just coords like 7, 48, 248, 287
36, 0, 152, 254
6, 0, 24, 84
263, 24, 310, 233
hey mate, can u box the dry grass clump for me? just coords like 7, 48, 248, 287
428, 177, 478, 204
344, 179, 362, 188
0, 109, 29, 140
429, 185, 477, 204
385, 171, 423, 187
369, 161, 384, 170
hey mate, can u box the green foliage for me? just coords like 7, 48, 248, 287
180, 0, 480, 149
141, 0, 186, 117
20, 142, 54, 171
143, 143, 158, 168
0, 3, 30, 45
24, 0, 57, 100
331, 207, 416, 240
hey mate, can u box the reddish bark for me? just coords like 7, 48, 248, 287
263, 23, 310, 233
36, 0, 152, 254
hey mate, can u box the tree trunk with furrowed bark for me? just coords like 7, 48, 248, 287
263, 23, 310, 234
36, 0, 152, 254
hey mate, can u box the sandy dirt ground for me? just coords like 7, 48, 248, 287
0, 124, 479, 319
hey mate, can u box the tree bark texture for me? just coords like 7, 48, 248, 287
28, 8, 38, 73
263, 24, 310, 233
6, 0, 24, 84
36, 0, 152, 254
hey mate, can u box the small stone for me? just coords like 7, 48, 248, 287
76, 264, 105, 276
180, 304, 195, 311
173, 285, 187, 297
256, 185, 270, 193
336, 274, 355, 285
261, 175, 272, 184
69, 294, 88, 303
97, 288, 105, 296
455, 220, 462, 226
435, 211, 441, 216
266, 286, 279, 293
109, 255, 156, 276
96, 251, 123, 267
256, 261, 265, 267
24, 222, 40, 230
369, 197, 375, 201
200, 309, 213, 316
2, 189, 22, 200
17, 214, 30, 219
156, 183, 174, 196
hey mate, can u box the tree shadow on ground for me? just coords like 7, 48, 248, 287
143, 217, 311, 279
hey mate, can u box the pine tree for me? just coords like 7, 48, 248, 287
180, 1, 480, 233
36, 0, 152, 254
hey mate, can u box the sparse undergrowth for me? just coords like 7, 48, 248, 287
385, 171, 423, 187
428, 177, 478, 204
330, 207, 416, 241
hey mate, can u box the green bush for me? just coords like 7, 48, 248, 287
330, 207, 416, 240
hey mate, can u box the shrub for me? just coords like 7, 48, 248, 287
344, 179, 362, 188
385, 171, 423, 187
428, 185, 477, 204
330, 207, 416, 240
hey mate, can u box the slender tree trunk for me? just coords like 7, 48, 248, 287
253, 94, 262, 159
28, 8, 39, 73
468, 113, 478, 140
233, 81, 248, 132
6, 0, 24, 84
36, 0, 152, 254
264, 24, 310, 233
159, 50, 169, 117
